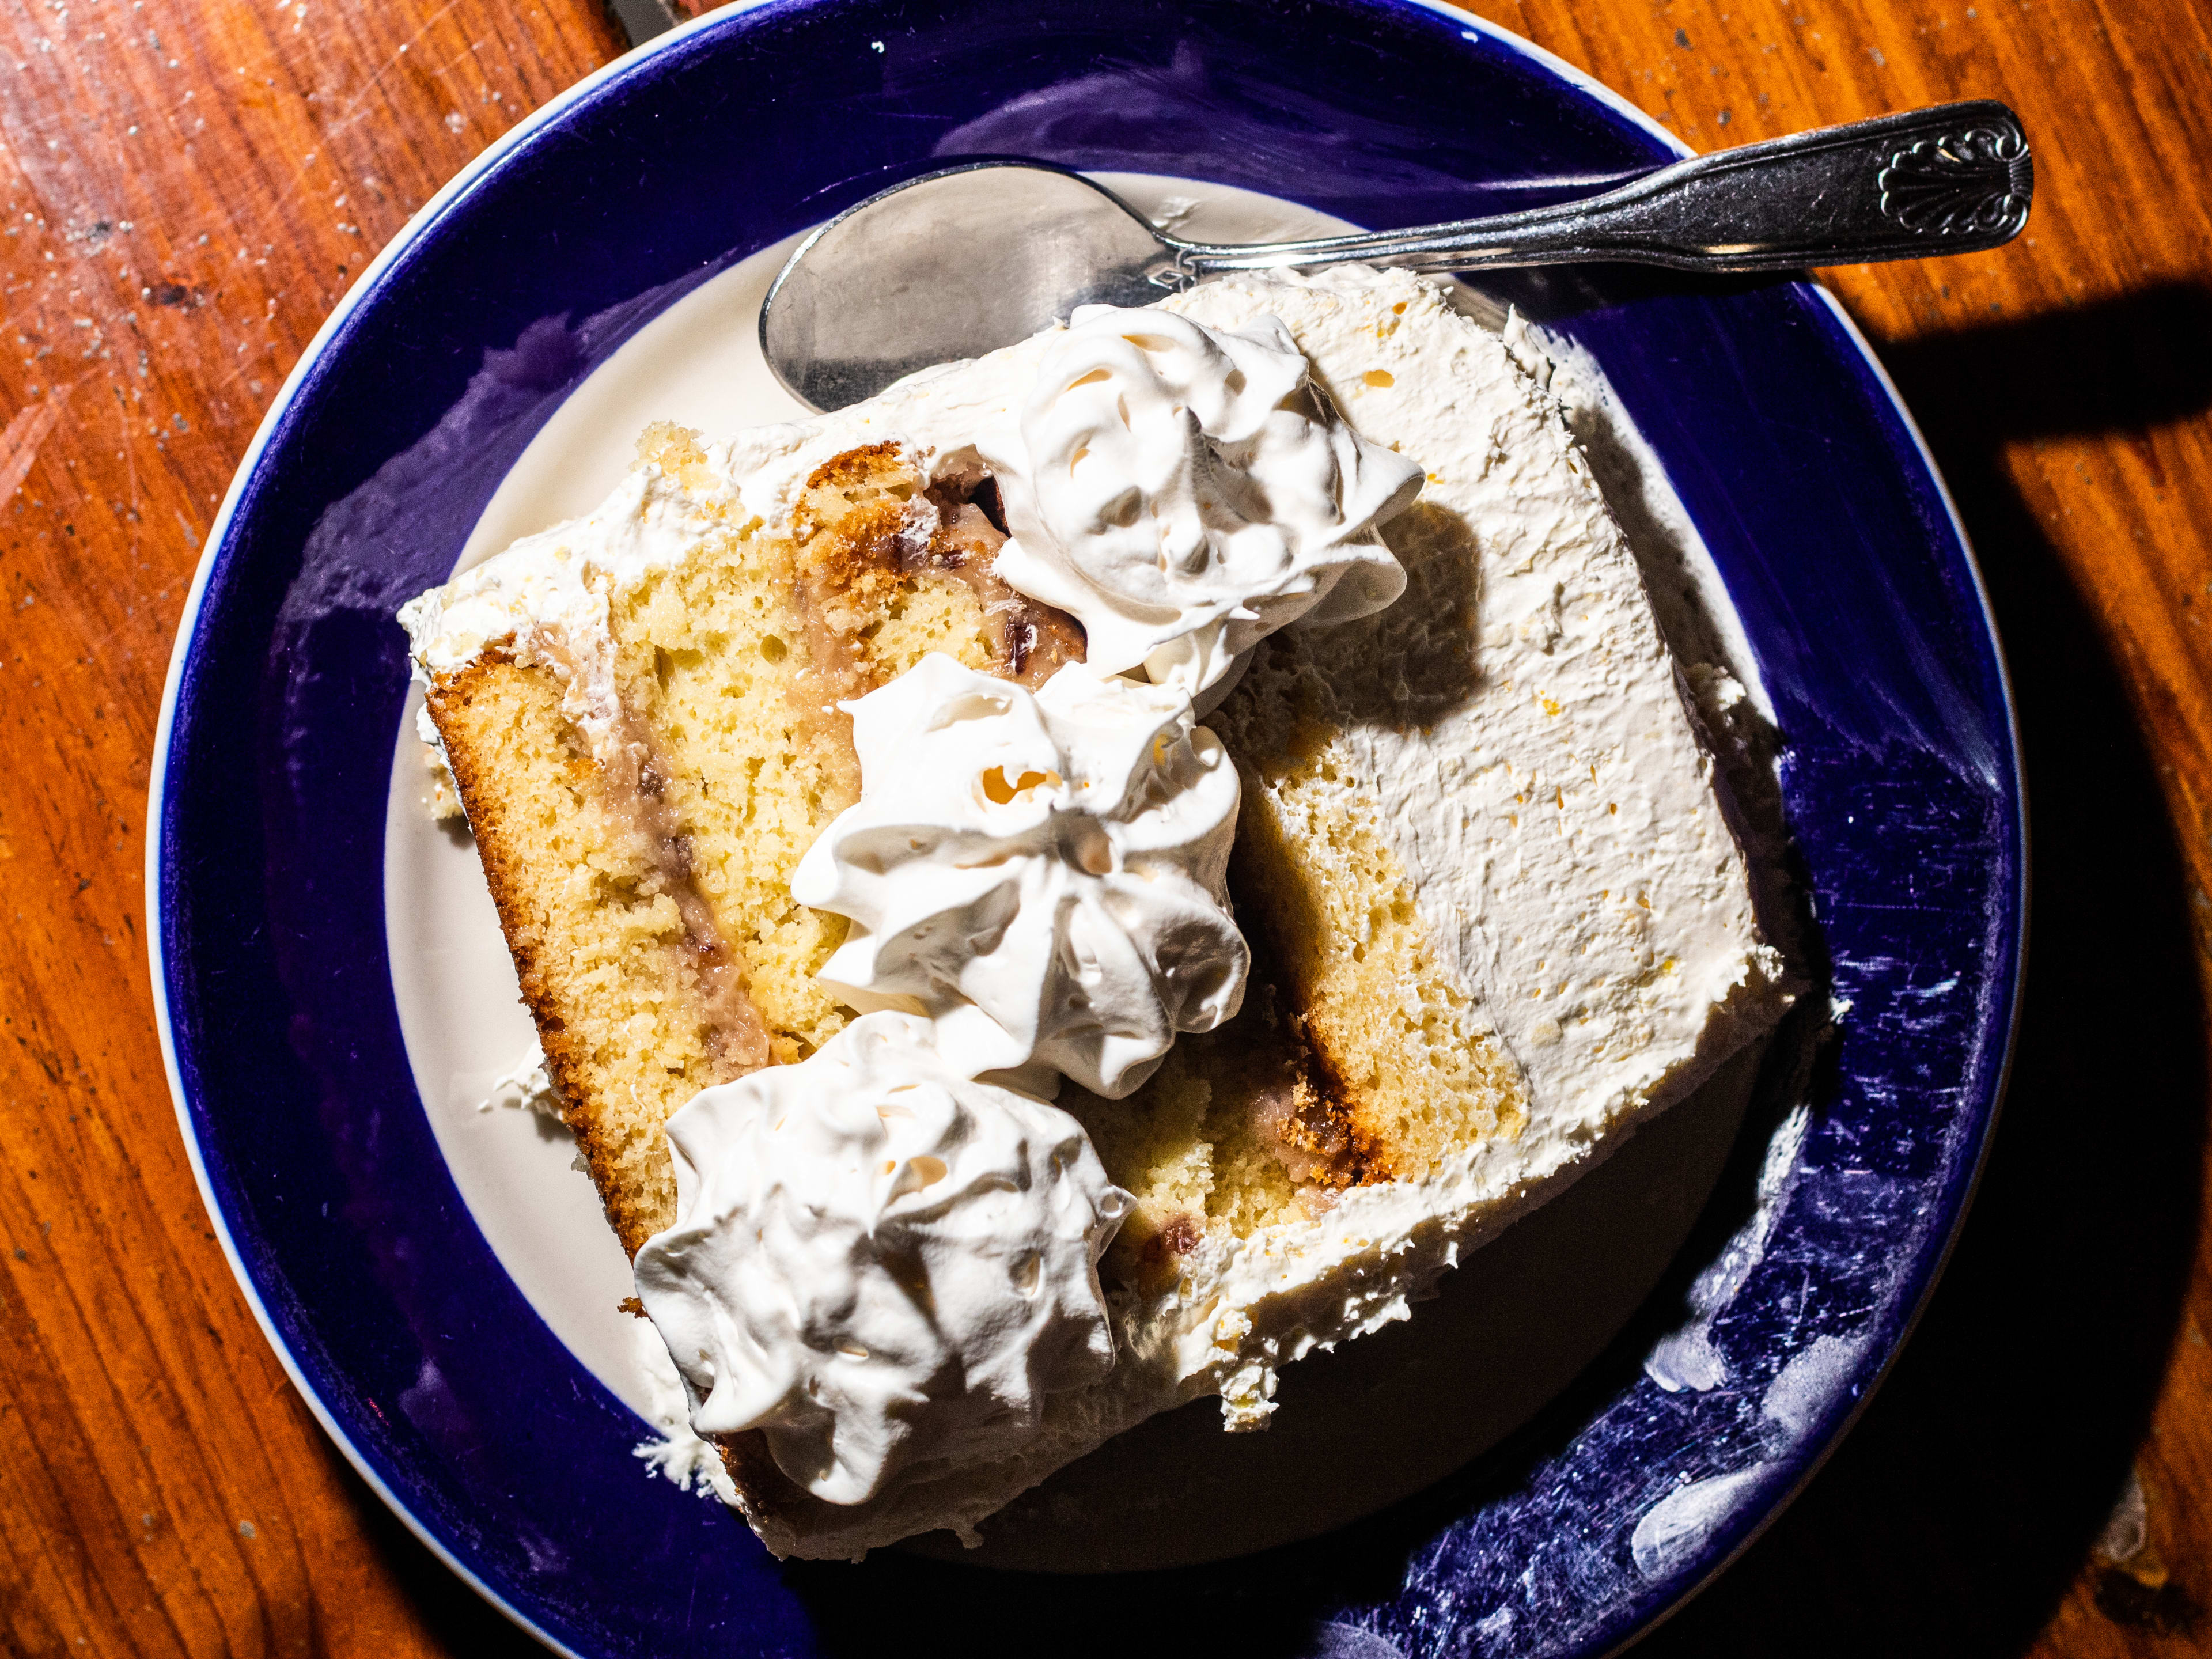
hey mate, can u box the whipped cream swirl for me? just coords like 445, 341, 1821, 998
983, 306, 1423, 695
793, 653, 1247, 1099
633, 1012, 1130, 1506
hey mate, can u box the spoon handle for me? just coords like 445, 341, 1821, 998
1169, 100, 2031, 276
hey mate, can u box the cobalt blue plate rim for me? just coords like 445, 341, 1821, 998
147, 1, 2026, 1654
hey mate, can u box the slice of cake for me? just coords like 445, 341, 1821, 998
404, 435, 1081, 1252
400, 264, 1791, 1560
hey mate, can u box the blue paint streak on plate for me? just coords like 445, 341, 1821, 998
152, 1, 2024, 1653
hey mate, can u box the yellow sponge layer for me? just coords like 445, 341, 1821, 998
427, 656, 728, 1251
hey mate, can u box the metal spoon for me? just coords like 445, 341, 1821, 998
762, 99, 2029, 412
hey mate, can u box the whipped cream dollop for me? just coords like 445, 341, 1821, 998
793, 653, 1247, 1099
633, 1012, 1130, 1506
983, 306, 1423, 695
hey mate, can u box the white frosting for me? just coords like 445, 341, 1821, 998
980, 306, 1422, 694
475, 1039, 562, 1119
793, 654, 1247, 1100
632, 1012, 1130, 1506
631, 1318, 738, 1503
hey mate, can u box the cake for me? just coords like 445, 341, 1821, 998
407, 433, 1082, 1252
400, 264, 1791, 1559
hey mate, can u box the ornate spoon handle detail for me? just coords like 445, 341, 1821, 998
1169, 100, 2032, 276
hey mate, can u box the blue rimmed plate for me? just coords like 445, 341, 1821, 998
149, 2, 2023, 1653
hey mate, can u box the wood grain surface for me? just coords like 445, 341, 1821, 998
2, 0, 2207, 1653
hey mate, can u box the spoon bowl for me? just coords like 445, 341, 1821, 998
762, 163, 1177, 414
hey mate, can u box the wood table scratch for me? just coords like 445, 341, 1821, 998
1, 0, 2208, 1654
0, 384, 67, 501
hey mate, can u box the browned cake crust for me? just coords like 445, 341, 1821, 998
428, 653, 733, 1255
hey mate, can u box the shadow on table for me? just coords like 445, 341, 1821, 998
354, 281, 2212, 1659
1638, 278, 2212, 1657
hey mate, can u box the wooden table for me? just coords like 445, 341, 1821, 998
3, 0, 2207, 1651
